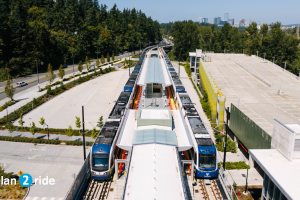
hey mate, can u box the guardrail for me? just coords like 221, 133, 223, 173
234, 60, 272, 88
252, 55, 300, 81
64, 152, 91, 200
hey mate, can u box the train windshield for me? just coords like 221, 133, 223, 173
199, 154, 216, 168
92, 154, 109, 171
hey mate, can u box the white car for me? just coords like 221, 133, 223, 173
16, 82, 27, 87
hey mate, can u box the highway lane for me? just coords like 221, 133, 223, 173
0, 52, 135, 101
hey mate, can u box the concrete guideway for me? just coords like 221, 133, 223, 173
15, 68, 132, 130
0, 141, 90, 199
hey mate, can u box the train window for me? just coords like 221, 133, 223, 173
92, 154, 109, 171
199, 154, 216, 168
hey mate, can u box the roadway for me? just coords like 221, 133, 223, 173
0, 52, 135, 101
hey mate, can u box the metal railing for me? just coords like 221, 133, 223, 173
64, 153, 91, 200
219, 167, 240, 200
176, 148, 189, 200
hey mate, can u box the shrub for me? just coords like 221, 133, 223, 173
218, 161, 250, 170
69, 75, 74, 79
63, 78, 69, 81
0, 101, 16, 112
52, 81, 62, 86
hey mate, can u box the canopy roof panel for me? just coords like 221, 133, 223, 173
132, 129, 177, 146
144, 57, 165, 84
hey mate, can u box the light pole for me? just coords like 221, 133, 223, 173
223, 107, 230, 170
82, 106, 86, 161
256, 51, 258, 57
263, 53, 266, 61
32, 58, 43, 91
72, 53, 75, 85
283, 62, 286, 72
243, 49, 244, 54
298, 69, 300, 80
44, 123, 50, 140
272, 57, 275, 65
242, 157, 249, 195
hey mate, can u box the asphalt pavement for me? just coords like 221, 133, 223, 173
0, 52, 136, 101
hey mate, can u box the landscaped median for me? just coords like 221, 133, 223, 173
218, 161, 250, 170
0, 136, 94, 146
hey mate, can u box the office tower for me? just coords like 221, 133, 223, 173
228, 19, 234, 26
239, 19, 245, 27
214, 17, 221, 25
224, 13, 229, 21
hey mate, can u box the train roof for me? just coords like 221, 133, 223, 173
92, 143, 111, 154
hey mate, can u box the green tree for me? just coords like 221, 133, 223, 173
45, 64, 56, 85
30, 122, 37, 135
107, 53, 110, 63
91, 128, 98, 139
112, 52, 115, 62
18, 113, 24, 128
75, 116, 81, 129
96, 58, 100, 67
58, 64, 65, 81
101, 54, 105, 64
39, 117, 45, 126
5, 76, 15, 101
97, 116, 104, 129
78, 61, 83, 74
85, 56, 90, 73
67, 125, 73, 136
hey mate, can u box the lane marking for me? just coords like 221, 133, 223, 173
278, 95, 285, 100
233, 63, 268, 88
285, 96, 293, 100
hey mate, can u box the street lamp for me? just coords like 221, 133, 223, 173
242, 157, 249, 195
256, 51, 258, 57
263, 53, 266, 61
272, 57, 275, 65
32, 57, 43, 91
298, 69, 300, 80
43, 123, 50, 140
282, 62, 286, 72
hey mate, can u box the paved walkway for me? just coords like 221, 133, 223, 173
0, 129, 95, 142
172, 62, 263, 186
0, 58, 129, 120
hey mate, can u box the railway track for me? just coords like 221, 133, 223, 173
83, 179, 111, 200
198, 179, 223, 200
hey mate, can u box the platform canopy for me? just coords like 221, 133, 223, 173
144, 57, 165, 84
132, 129, 177, 146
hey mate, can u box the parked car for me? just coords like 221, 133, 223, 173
16, 82, 27, 87
63, 64, 68, 68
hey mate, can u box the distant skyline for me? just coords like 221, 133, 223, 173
101, 0, 300, 25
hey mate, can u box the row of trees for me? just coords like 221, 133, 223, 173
167, 21, 300, 75
0, 0, 161, 80
17, 113, 104, 139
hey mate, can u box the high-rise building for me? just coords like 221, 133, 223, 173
214, 17, 221, 25
199, 17, 208, 24
248, 19, 255, 24
228, 19, 234, 26
239, 19, 245, 27
224, 13, 229, 21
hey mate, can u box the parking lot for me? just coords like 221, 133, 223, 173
16, 69, 131, 130
205, 54, 300, 135
0, 141, 89, 199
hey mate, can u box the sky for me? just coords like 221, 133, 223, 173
100, 0, 300, 25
